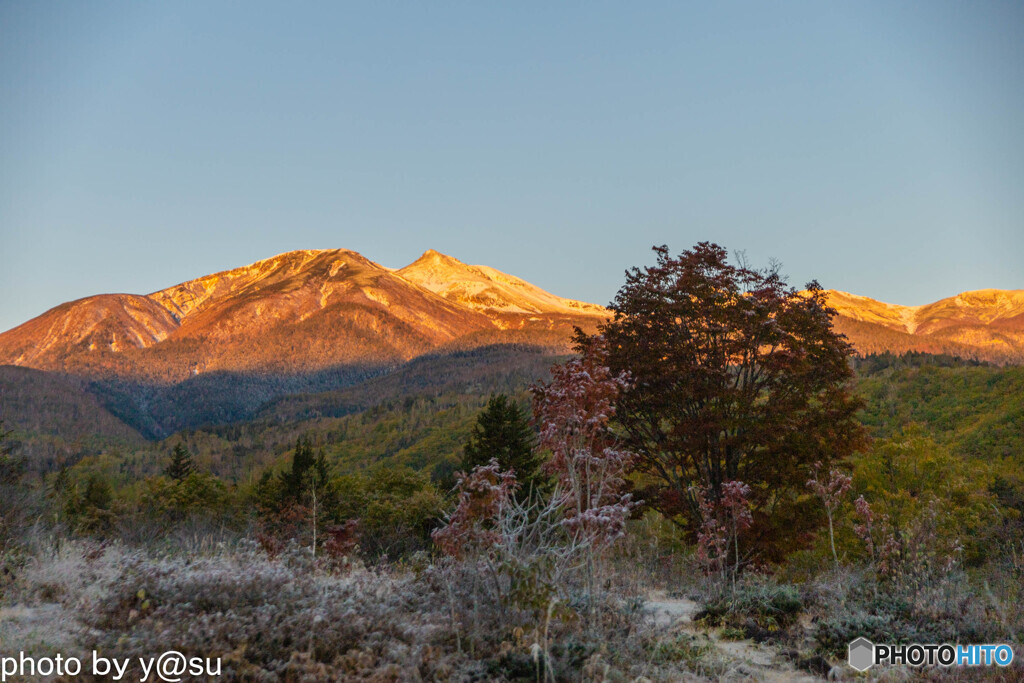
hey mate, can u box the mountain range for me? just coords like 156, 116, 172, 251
0, 249, 605, 383
2, 249, 1021, 376
0, 249, 1021, 448
825, 288, 1024, 364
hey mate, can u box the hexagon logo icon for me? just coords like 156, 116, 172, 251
848, 637, 874, 672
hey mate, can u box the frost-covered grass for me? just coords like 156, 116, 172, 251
2, 537, 708, 682
5, 533, 1021, 681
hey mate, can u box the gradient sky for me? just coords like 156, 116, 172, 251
2, 1, 1021, 333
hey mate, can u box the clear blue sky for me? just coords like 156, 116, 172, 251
2, 1, 1021, 332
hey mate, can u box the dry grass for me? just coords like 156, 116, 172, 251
1, 537, 715, 682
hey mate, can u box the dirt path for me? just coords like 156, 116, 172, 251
645, 591, 826, 682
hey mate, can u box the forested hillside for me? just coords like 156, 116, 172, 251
6, 348, 1024, 490
856, 353, 1024, 460
0, 344, 559, 468
0, 366, 145, 471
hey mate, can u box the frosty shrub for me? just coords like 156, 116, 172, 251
18, 539, 140, 610
692, 479, 752, 598
431, 459, 518, 559
426, 342, 646, 680
531, 337, 638, 626
76, 542, 465, 681
431, 460, 586, 668
806, 462, 852, 570
531, 338, 637, 550
697, 576, 802, 634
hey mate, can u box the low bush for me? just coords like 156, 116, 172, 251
696, 578, 803, 631
813, 611, 897, 656
646, 632, 711, 666
806, 565, 1010, 657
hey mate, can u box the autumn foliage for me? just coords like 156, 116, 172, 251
694, 480, 752, 582
431, 459, 518, 558
531, 338, 637, 546
593, 243, 867, 557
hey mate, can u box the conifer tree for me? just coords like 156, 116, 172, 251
461, 394, 543, 494
164, 442, 196, 483
279, 436, 328, 503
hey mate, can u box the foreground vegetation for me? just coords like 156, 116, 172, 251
2, 246, 1023, 681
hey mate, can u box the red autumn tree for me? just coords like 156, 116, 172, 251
531, 339, 637, 547
592, 243, 866, 558
431, 459, 518, 558
694, 479, 753, 592
531, 340, 638, 621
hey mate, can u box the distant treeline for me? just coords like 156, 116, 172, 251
853, 350, 990, 375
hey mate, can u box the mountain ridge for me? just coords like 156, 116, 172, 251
824, 288, 1024, 333
823, 288, 1024, 363
0, 249, 608, 382
1, 250, 1022, 379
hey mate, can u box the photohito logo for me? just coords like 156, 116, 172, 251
848, 638, 1015, 671
848, 638, 874, 672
